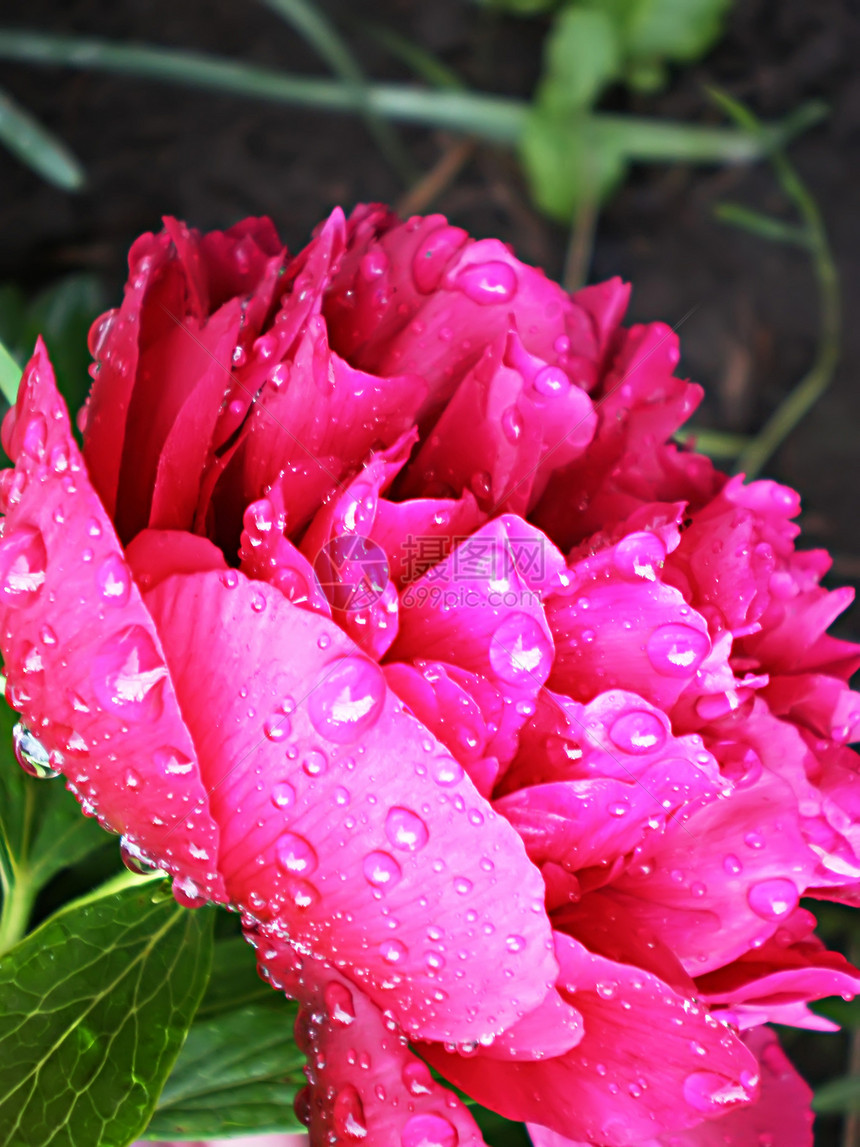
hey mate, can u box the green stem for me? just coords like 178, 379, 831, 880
0, 28, 776, 161
730, 119, 840, 478
0, 868, 36, 957
678, 427, 751, 459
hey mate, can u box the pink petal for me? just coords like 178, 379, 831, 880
401, 327, 596, 514
495, 689, 722, 874
606, 768, 819, 974
244, 939, 487, 1147
390, 517, 562, 765
424, 931, 758, 1146
239, 488, 332, 617
143, 567, 556, 1042
526, 1029, 812, 1146
0, 341, 225, 900
370, 490, 486, 587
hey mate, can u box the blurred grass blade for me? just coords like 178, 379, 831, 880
258, 0, 413, 180
716, 203, 810, 247
813, 1074, 860, 1114
0, 338, 21, 406
361, 21, 466, 90
0, 85, 84, 190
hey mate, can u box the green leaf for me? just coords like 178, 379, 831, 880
0, 84, 85, 190
0, 337, 21, 406
520, 107, 627, 221
144, 935, 304, 1139
536, 7, 621, 113
0, 880, 214, 1147
814, 1073, 860, 1114
145, 1001, 305, 1140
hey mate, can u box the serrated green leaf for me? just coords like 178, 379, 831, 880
537, 7, 621, 113
0, 880, 214, 1147
145, 1002, 304, 1140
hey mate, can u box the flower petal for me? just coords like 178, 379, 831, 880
143, 567, 556, 1042
0, 341, 225, 899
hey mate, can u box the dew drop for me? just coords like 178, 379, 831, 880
402, 1060, 433, 1096
91, 625, 166, 722
613, 532, 666, 581
488, 613, 552, 685
272, 780, 297, 810
683, 1071, 750, 1114
646, 624, 710, 678
456, 261, 517, 305
332, 1085, 367, 1141
120, 837, 157, 875
385, 807, 429, 852
747, 878, 798, 921
608, 710, 666, 755
13, 723, 58, 778
276, 832, 318, 877
533, 365, 569, 397
324, 981, 356, 1026
363, 850, 403, 890
401, 1112, 458, 1147
501, 406, 523, 443
96, 553, 131, 607
307, 656, 386, 744
380, 938, 409, 964
0, 526, 48, 605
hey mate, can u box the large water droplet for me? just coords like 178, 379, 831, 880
324, 981, 356, 1025
271, 780, 297, 810
363, 850, 403, 890
456, 261, 518, 306
646, 624, 710, 678
0, 526, 48, 605
91, 625, 166, 722
333, 1085, 367, 1140
488, 613, 553, 685
13, 723, 59, 778
385, 807, 429, 852
533, 365, 569, 398
276, 831, 318, 877
96, 553, 131, 607
120, 836, 157, 875
613, 532, 666, 581
608, 710, 666, 755
380, 938, 409, 964
683, 1070, 751, 1114
401, 1112, 458, 1147
501, 406, 523, 443
21, 414, 48, 461
747, 878, 798, 921
307, 656, 386, 744
402, 1060, 433, 1096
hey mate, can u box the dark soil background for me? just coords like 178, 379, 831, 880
1, 0, 859, 1142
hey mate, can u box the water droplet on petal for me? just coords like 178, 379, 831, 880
0, 526, 48, 605
272, 780, 296, 810
747, 878, 798, 921
363, 850, 403, 890
13, 723, 59, 778
402, 1060, 433, 1096
613, 532, 667, 581
380, 938, 409, 964
608, 710, 666, 755
120, 837, 157, 875
646, 624, 710, 678
385, 807, 429, 852
401, 1112, 458, 1147
96, 553, 131, 606
533, 365, 568, 398
276, 832, 318, 877
308, 656, 386, 744
488, 613, 553, 685
324, 981, 356, 1025
501, 406, 523, 443
455, 261, 517, 305
333, 1085, 367, 1140
683, 1071, 751, 1114
91, 625, 166, 722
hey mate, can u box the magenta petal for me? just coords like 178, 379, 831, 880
240, 488, 332, 617
144, 567, 556, 1041
425, 932, 759, 1146
370, 490, 486, 586
125, 528, 227, 592
608, 768, 819, 974
402, 327, 596, 514
244, 939, 487, 1147
0, 341, 225, 899
82, 229, 175, 516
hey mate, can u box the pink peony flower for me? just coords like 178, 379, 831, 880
1, 205, 859, 1147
